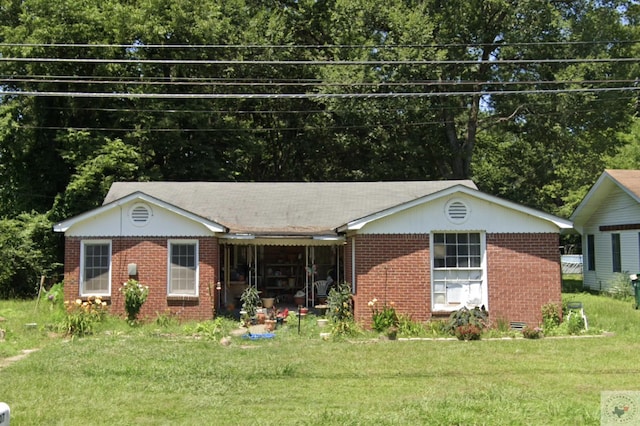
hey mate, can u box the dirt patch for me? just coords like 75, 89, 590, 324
0, 348, 39, 370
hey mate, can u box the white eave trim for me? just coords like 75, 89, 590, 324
53, 191, 227, 233
337, 185, 573, 232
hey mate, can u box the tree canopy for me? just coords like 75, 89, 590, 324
0, 0, 638, 295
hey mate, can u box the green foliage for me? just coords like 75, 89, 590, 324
453, 324, 482, 341
63, 297, 108, 337
522, 326, 544, 339
240, 286, 260, 318
606, 272, 634, 300
45, 282, 65, 308
446, 306, 489, 335
368, 298, 399, 332
120, 279, 149, 324
565, 313, 585, 335
327, 282, 355, 336
0, 213, 60, 298
396, 314, 428, 337
183, 318, 225, 339
541, 302, 562, 332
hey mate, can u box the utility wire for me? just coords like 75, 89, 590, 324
1, 76, 637, 88
2, 86, 638, 99
0, 40, 638, 49
1, 56, 638, 66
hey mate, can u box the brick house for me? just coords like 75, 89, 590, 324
54, 181, 572, 326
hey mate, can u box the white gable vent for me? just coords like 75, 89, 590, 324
445, 199, 469, 224
130, 203, 152, 226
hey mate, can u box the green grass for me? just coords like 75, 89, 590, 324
2, 291, 640, 425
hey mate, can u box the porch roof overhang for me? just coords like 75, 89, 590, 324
221, 233, 345, 246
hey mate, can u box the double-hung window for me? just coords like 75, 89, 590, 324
81, 240, 111, 296
432, 232, 485, 310
612, 233, 621, 273
586, 234, 595, 271
168, 240, 198, 296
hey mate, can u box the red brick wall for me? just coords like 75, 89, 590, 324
63, 237, 219, 321
348, 232, 562, 328
349, 234, 431, 325
486, 233, 562, 326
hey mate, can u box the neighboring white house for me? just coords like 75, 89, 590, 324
571, 169, 640, 291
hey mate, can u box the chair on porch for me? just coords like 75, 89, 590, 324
311, 280, 330, 306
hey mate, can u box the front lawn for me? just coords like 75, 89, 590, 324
2, 292, 640, 425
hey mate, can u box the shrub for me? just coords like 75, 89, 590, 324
541, 302, 561, 332
454, 324, 482, 341
45, 282, 65, 309
327, 282, 356, 336
606, 272, 634, 300
121, 279, 149, 324
446, 306, 489, 335
565, 313, 585, 335
63, 297, 108, 337
522, 326, 544, 339
397, 314, 428, 337
368, 298, 399, 332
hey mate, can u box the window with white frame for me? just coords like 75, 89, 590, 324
168, 240, 198, 296
81, 240, 111, 296
432, 232, 485, 310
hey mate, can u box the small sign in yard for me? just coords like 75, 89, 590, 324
0, 402, 9, 426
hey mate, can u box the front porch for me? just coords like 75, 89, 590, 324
220, 241, 345, 310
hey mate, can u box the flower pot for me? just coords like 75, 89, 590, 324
293, 296, 305, 307
256, 311, 267, 324
264, 319, 276, 331
316, 318, 328, 328
261, 297, 275, 309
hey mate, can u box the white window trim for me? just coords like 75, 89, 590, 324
167, 239, 199, 297
80, 239, 112, 297
430, 232, 488, 312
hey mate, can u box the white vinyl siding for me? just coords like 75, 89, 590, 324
80, 240, 111, 296
581, 186, 640, 290
168, 240, 198, 296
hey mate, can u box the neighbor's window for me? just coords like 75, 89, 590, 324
612, 233, 621, 273
81, 240, 111, 296
168, 240, 198, 296
587, 234, 595, 271
432, 232, 485, 310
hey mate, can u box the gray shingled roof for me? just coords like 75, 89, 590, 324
104, 181, 477, 235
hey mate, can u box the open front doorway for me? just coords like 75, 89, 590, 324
220, 243, 343, 309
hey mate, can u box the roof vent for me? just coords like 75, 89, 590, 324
130, 203, 151, 226
446, 199, 469, 224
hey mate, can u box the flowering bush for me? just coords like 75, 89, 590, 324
121, 279, 149, 324
454, 324, 482, 341
522, 326, 544, 339
63, 297, 108, 336
368, 298, 399, 333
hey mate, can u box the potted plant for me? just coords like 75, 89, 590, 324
240, 286, 260, 321
261, 295, 275, 309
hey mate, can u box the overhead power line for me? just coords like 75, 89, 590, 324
2, 86, 638, 99
0, 40, 638, 49
1, 57, 638, 66
1, 76, 637, 88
